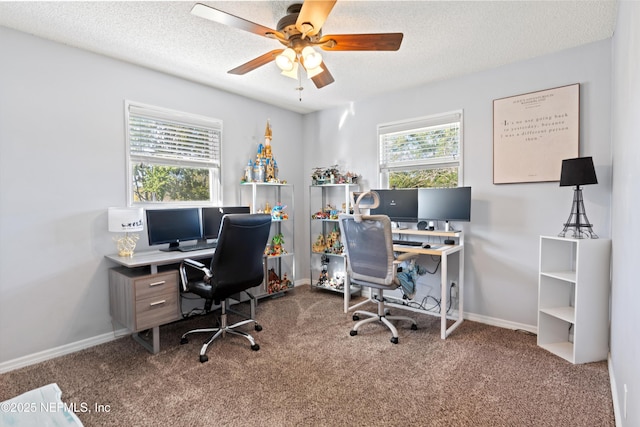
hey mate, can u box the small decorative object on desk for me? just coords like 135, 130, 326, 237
242, 120, 285, 184
311, 165, 359, 185
108, 207, 144, 257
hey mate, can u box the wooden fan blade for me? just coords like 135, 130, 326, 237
191, 3, 283, 39
311, 62, 335, 88
319, 33, 404, 51
228, 50, 284, 75
296, 0, 337, 37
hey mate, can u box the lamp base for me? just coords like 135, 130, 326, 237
115, 233, 140, 257
558, 187, 598, 239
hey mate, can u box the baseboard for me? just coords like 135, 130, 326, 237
0, 329, 128, 374
463, 311, 537, 334
609, 354, 622, 426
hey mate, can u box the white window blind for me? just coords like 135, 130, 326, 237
378, 111, 462, 172
127, 103, 221, 168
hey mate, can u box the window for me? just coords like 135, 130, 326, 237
378, 111, 462, 189
125, 101, 222, 205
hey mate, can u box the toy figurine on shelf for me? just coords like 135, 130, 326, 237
267, 268, 293, 293
312, 234, 325, 253
243, 120, 285, 184
271, 203, 288, 221
265, 233, 286, 256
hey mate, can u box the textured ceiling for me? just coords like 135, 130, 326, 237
0, 1, 618, 114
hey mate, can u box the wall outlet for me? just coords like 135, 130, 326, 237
450, 282, 457, 298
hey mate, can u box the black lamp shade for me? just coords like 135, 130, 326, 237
559, 157, 598, 187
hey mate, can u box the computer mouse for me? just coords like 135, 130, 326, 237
422, 243, 431, 249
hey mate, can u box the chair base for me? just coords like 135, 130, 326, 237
350, 289, 417, 344
180, 298, 261, 362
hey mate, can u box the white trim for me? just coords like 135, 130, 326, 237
463, 311, 537, 334
609, 354, 622, 427
0, 329, 128, 374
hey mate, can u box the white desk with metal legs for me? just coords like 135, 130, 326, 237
343, 229, 464, 339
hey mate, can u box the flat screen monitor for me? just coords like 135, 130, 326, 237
418, 186, 472, 222
202, 207, 225, 240
202, 206, 250, 239
370, 189, 419, 222
220, 206, 250, 215
145, 208, 202, 251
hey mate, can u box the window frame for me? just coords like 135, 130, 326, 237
124, 100, 222, 206
377, 110, 464, 188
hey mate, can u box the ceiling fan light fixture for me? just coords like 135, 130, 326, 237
280, 61, 299, 80
301, 46, 322, 69
275, 48, 297, 71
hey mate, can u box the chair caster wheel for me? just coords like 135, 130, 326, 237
411, 324, 418, 330
350, 330, 358, 336
251, 344, 260, 351
390, 337, 399, 344
199, 355, 208, 363
180, 337, 188, 345
255, 324, 263, 332
352, 315, 359, 321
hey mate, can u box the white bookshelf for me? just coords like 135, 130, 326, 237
537, 236, 611, 364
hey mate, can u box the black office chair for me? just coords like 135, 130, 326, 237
339, 192, 418, 344
179, 213, 272, 362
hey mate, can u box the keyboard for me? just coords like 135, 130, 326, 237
392, 239, 423, 246
178, 242, 217, 252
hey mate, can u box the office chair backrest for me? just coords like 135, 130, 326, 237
210, 213, 272, 299
339, 214, 396, 287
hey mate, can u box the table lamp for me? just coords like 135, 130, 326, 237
558, 156, 598, 239
108, 207, 144, 257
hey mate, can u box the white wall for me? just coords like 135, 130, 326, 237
610, 2, 640, 426
302, 39, 612, 328
0, 26, 305, 365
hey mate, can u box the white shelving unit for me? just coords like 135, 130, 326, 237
241, 182, 295, 297
309, 183, 360, 311
537, 236, 611, 364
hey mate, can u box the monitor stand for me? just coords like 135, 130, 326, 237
161, 242, 180, 252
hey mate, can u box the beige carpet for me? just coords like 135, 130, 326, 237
0, 285, 614, 426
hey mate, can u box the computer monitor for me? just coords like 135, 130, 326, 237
145, 208, 202, 251
202, 206, 251, 240
220, 206, 250, 215
201, 207, 224, 240
370, 189, 419, 222
418, 186, 472, 223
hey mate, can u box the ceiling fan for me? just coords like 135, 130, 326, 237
191, 1, 403, 89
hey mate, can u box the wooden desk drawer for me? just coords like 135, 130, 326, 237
134, 272, 178, 300
135, 291, 180, 331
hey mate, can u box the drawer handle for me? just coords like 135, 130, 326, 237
149, 281, 166, 287
149, 300, 166, 307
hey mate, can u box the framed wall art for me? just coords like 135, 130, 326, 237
493, 83, 580, 184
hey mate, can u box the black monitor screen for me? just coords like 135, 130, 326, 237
202, 207, 224, 240
418, 187, 472, 222
203, 206, 250, 239
370, 189, 419, 222
145, 208, 202, 250
220, 206, 250, 215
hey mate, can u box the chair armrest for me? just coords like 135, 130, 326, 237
179, 259, 213, 292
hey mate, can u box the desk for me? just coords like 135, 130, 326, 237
343, 229, 464, 339
106, 248, 215, 354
